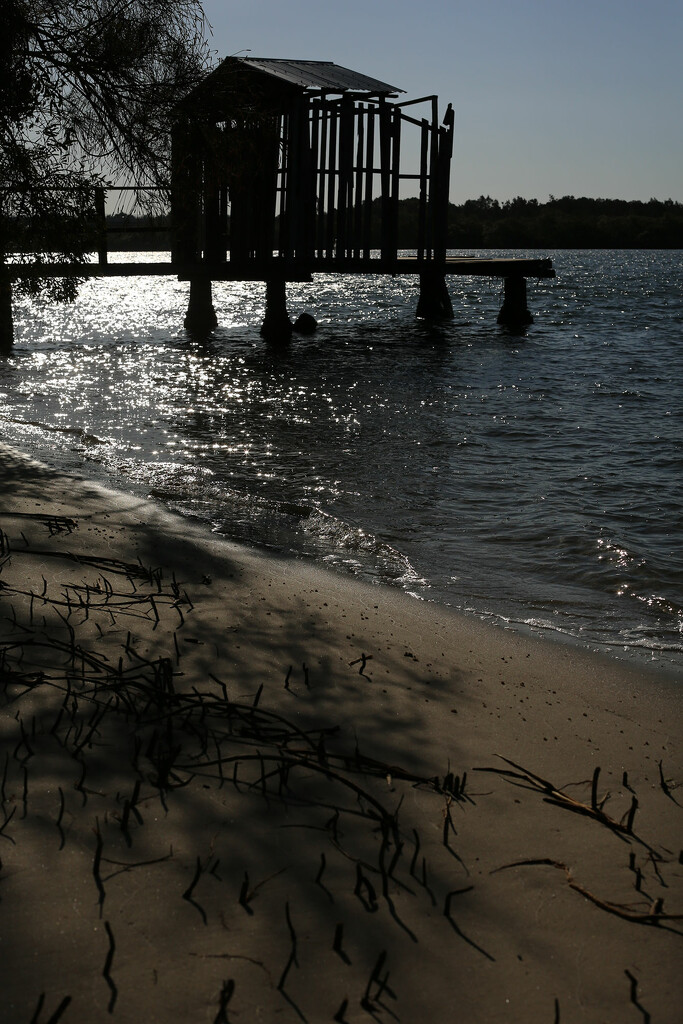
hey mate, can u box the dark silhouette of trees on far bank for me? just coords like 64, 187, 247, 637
102, 195, 683, 252
443, 195, 683, 249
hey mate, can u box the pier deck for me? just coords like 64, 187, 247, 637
6, 255, 555, 283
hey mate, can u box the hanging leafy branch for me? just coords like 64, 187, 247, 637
0, 0, 213, 298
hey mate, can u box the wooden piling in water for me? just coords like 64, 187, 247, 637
416, 271, 454, 321
261, 279, 292, 341
184, 278, 217, 334
497, 276, 533, 327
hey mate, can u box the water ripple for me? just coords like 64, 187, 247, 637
2, 248, 682, 672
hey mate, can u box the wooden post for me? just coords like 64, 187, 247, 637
203, 176, 221, 263
184, 277, 217, 334
260, 279, 292, 340
289, 97, 315, 265
0, 268, 12, 355
255, 117, 280, 264
389, 106, 401, 259
416, 271, 453, 320
363, 106, 375, 258
353, 104, 365, 259
378, 97, 392, 263
325, 103, 338, 259
316, 101, 328, 258
171, 121, 201, 265
434, 104, 454, 263
310, 101, 321, 258
428, 97, 439, 261
337, 95, 354, 259
95, 187, 108, 266
218, 184, 229, 261
277, 112, 290, 259
301, 102, 317, 263
417, 119, 429, 260
497, 276, 533, 327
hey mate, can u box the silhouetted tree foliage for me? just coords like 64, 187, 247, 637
1, 0, 211, 299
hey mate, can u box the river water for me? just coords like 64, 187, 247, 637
2, 249, 682, 673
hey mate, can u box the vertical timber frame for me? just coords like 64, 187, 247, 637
169, 58, 456, 329
378, 95, 393, 264
171, 62, 454, 277
396, 95, 455, 318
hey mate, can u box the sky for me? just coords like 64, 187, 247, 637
199, 0, 683, 203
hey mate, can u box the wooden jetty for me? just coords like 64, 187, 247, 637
2, 57, 555, 345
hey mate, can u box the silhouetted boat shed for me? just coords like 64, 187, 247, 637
1, 57, 555, 349
170, 56, 454, 279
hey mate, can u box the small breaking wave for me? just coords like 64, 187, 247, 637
144, 469, 426, 591
4, 416, 107, 446
302, 508, 427, 588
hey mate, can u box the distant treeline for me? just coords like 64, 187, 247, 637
441, 195, 682, 248
104, 196, 682, 251
105, 212, 171, 251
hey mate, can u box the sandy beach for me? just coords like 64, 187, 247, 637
0, 441, 680, 1023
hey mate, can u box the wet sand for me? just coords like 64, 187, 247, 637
0, 443, 681, 1023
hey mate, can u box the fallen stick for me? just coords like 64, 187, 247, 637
492, 858, 683, 932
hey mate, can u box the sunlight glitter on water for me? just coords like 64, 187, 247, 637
3, 249, 683, 671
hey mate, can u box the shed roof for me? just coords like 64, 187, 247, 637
234, 57, 403, 95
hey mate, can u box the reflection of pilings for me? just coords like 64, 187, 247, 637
184, 277, 218, 334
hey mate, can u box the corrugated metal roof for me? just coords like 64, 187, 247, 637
238, 58, 403, 95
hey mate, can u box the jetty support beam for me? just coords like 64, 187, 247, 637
416, 270, 454, 320
497, 276, 533, 327
184, 277, 217, 334
260, 279, 292, 340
